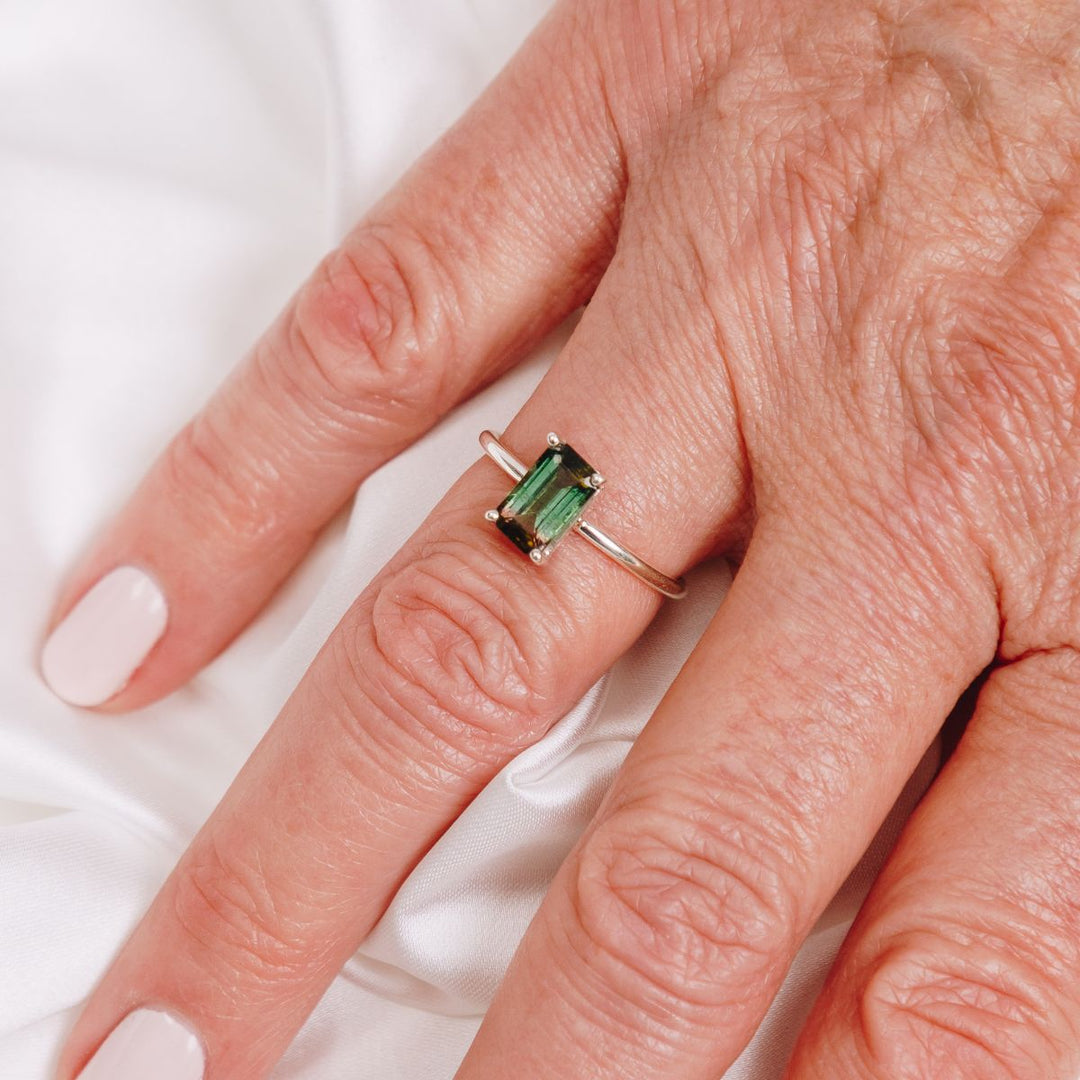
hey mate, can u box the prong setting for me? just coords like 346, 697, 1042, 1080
478, 428, 687, 599
487, 436, 596, 565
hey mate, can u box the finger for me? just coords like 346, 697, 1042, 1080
56, 249, 746, 1080
450, 516, 998, 1079
785, 648, 1080, 1079
40, 4, 625, 711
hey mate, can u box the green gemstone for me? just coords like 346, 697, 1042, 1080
495, 442, 597, 557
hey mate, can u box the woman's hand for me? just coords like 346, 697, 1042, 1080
48, 0, 1080, 1076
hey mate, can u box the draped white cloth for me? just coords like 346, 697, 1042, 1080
0, 2, 938, 1076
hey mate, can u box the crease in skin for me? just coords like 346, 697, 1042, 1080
52, 1, 1080, 1079
919, 186, 1080, 660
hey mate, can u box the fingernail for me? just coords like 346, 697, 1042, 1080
41, 565, 168, 707
75, 1007, 205, 1079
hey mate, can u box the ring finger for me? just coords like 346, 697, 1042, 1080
57, 240, 745, 1080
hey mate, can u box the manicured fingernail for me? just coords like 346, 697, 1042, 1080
75, 1008, 205, 1079
41, 565, 168, 707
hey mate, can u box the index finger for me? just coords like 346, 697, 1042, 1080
40, 2, 623, 712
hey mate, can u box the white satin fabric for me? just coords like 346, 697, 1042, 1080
0, 2, 938, 1076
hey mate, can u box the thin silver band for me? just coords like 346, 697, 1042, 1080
479, 430, 687, 600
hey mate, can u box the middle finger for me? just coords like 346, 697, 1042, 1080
453, 507, 996, 1080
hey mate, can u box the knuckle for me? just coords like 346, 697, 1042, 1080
288, 226, 455, 434
360, 541, 562, 770
166, 415, 280, 548
569, 796, 799, 1016
923, 282, 1075, 460
858, 930, 1067, 1079
917, 280, 1080, 657
171, 832, 311, 986
917, 295, 1079, 529
952, 329, 1069, 442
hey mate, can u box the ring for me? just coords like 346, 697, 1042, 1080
479, 430, 687, 599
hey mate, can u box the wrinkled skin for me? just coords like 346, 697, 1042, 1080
51, 0, 1080, 1077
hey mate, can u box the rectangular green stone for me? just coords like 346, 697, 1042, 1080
496, 442, 597, 556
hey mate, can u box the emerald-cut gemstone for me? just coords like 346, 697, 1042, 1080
495, 442, 597, 558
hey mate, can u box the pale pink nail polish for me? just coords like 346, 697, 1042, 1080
75, 1008, 205, 1079
41, 565, 168, 707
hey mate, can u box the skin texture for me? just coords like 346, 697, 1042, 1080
46, 0, 1080, 1076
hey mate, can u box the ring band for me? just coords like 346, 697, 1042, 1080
479, 430, 687, 600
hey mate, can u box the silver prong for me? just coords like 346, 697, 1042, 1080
587, 472, 605, 489
546, 431, 561, 447
530, 547, 545, 564
484, 509, 500, 522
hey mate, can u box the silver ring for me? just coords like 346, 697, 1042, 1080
479, 430, 687, 600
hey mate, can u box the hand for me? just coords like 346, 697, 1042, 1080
46, 0, 1080, 1076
